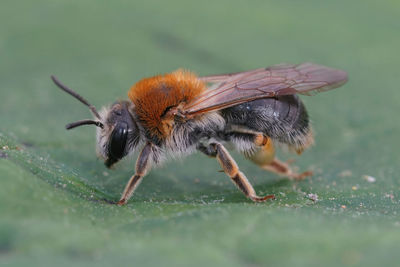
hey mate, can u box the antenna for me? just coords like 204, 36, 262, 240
65, 119, 104, 130
51, 75, 104, 130
51, 75, 101, 120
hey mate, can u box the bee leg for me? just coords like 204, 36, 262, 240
203, 143, 275, 202
259, 159, 313, 181
249, 136, 312, 181
117, 143, 153, 205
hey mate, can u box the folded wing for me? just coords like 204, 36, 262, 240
183, 62, 347, 115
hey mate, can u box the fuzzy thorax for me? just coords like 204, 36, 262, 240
128, 70, 206, 139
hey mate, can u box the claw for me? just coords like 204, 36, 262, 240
117, 199, 127, 206
250, 194, 275, 202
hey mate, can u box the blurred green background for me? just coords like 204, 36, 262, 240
1, 0, 400, 266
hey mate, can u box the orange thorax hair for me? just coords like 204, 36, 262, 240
128, 70, 206, 138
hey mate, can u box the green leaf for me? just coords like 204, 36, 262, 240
1, 1, 400, 266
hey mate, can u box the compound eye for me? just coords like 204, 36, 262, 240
108, 122, 128, 161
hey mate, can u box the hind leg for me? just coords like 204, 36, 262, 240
248, 135, 312, 180
225, 131, 312, 180
263, 160, 313, 181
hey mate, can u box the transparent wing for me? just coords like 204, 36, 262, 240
183, 62, 348, 115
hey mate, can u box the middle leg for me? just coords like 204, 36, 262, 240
198, 143, 275, 202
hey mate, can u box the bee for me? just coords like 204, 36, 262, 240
51, 62, 347, 205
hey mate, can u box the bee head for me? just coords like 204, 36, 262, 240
51, 76, 141, 168
97, 101, 140, 168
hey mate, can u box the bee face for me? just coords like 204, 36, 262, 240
97, 100, 141, 168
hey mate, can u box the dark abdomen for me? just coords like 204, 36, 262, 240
220, 95, 313, 150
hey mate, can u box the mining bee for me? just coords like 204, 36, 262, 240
51, 62, 347, 205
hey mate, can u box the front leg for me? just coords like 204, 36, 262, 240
200, 143, 274, 202
117, 142, 153, 205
